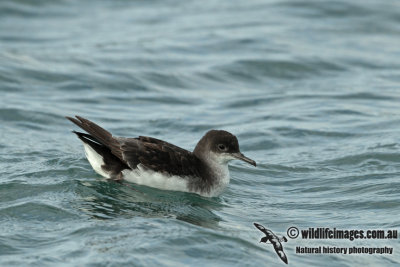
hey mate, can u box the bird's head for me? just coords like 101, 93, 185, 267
194, 130, 256, 167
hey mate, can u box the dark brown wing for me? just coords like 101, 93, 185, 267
66, 116, 203, 178
119, 136, 203, 177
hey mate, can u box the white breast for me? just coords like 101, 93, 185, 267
205, 160, 230, 197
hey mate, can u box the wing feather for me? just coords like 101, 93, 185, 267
67, 116, 203, 178
120, 137, 203, 177
254, 223, 268, 234
273, 246, 288, 264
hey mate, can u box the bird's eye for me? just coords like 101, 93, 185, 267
218, 144, 226, 151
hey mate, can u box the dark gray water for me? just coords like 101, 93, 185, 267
1, 0, 400, 266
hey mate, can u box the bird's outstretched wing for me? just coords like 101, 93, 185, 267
254, 223, 268, 234
66, 116, 203, 178
273, 245, 288, 264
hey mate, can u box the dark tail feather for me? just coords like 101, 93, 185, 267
72, 131, 101, 144
66, 116, 112, 145
72, 130, 107, 154
66, 115, 123, 155
70, 131, 129, 176
66, 115, 125, 161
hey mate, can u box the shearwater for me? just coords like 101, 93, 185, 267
66, 116, 256, 197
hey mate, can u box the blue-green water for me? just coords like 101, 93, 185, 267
1, 0, 400, 266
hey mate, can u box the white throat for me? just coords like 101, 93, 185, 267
202, 152, 235, 196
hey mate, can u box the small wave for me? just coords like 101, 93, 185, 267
322, 152, 400, 166
275, 1, 372, 18
214, 58, 345, 81
0, 108, 61, 124
0, 202, 77, 221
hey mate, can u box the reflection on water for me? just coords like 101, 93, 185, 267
77, 180, 224, 229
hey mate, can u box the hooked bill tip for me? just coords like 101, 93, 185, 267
232, 152, 256, 167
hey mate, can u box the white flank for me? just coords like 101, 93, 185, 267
122, 164, 189, 192
83, 143, 110, 178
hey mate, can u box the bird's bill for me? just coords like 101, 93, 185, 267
232, 152, 256, 166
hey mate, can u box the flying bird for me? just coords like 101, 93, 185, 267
254, 223, 288, 264
66, 116, 256, 197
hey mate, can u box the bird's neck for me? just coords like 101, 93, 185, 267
190, 150, 231, 197
198, 151, 230, 186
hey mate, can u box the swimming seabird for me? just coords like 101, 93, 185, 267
66, 116, 256, 197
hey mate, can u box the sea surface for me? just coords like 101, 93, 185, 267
1, 0, 400, 266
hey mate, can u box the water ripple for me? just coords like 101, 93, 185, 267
1, 0, 400, 266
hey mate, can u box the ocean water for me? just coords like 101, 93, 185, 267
1, 0, 400, 266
